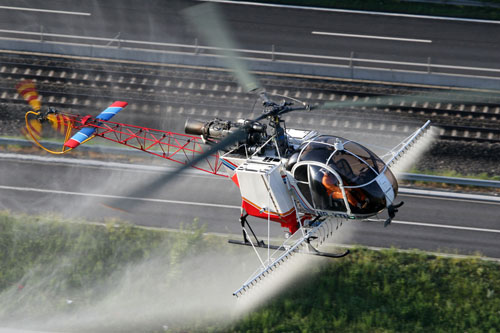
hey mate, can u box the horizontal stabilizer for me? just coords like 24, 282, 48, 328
95, 101, 128, 121
64, 101, 128, 149
64, 127, 96, 149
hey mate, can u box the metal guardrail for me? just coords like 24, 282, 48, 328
3, 36, 500, 89
2, 138, 499, 188
1, 28, 500, 79
399, 173, 500, 188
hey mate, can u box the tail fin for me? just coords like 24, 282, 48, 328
64, 101, 128, 149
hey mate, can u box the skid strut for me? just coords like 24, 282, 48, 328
239, 213, 264, 247
229, 217, 350, 297
229, 238, 349, 259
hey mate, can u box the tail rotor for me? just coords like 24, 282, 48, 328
16, 79, 74, 154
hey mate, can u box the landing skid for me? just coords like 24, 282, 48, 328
228, 239, 349, 258
232, 213, 350, 297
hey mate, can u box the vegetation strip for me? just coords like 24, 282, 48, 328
0, 211, 499, 332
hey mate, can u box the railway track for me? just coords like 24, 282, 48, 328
1, 52, 500, 142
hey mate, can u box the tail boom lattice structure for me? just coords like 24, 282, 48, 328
66, 113, 226, 176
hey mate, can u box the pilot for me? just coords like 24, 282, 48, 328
322, 171, 344, 201
322, 171, 369, 210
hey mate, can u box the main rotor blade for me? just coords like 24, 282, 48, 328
107, 128, 247, 211
107, 104, 271, 212
110, 0, 282, 213
183, 2, 260, 94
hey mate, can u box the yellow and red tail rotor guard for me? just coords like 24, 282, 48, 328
17, 79, 77, 154
23, 111, 76, 155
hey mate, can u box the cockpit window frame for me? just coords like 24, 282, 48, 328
298, 136, 387, 190
291, 161, 352, 215
340, 149, 388, 189
288, 135, 396, 216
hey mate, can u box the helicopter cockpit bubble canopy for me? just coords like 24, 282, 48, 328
286, 135, 398, 216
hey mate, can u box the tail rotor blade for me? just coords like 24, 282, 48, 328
108, 3, 276, 211
16, 79, 41, 111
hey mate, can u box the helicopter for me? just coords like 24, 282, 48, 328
18, 84, 430, 297
17, 3, 432, 296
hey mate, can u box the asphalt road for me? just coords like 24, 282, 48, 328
1, 154, 498, 258
0, 0, 499, 258
1, 0, 500, 73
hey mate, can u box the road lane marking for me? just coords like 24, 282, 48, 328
0, 152, 228, 179
400, 193, 500, 205
3, 29, 500, 76
200, 0, 500, 25
399, 188, 500, 204
2, 153, 499, 203
1, 184, 499, 234
0, 185, 240, 210
366, 218, 500, 233
0, 6, 91, 16
312, 31, 432, 43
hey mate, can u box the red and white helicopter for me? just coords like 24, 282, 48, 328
18, 3, 431, 297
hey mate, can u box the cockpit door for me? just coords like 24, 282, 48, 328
292, 162, 351, 215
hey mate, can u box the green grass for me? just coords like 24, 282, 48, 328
0, 212, 214, 330
409, 167, 500, 181
0, 211, 499, 332
231, 248, 500, 333
252, 0, 500, 21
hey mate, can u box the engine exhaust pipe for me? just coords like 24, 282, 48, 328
184, 118, 206, 135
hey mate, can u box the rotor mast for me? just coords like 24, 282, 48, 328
259, 97, 310, 157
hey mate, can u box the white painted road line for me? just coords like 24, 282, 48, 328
3, 29, 500, 75
399, 187, 500, 203
367, 218, 500, 234
0, 152, 228, 179
201, 0, 500, 25
394, 220, 500, 233
0, 185, 241, 210
2, 152, 499, 203
1, 184, 499, 234
0, 5, 91, 16
312, 31, 432, 44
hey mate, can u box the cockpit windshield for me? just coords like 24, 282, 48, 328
287, 135, 397, 215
